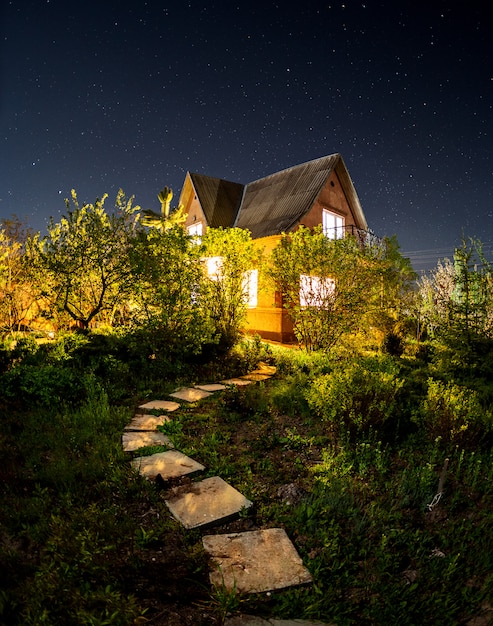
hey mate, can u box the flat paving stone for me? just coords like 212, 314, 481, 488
169, 387, 212, 402
240, 373, 272, 381
122, 431, 174, 452
195, 383, 228, 392
225, 616, 332, 626
165, 476, 253, 529
137, 400, 180, 414
250, 367, 277, 376
124, 414, 171, 431
202, 528, 312, 594
221, 378, 253, 386
131, 450, 204, 480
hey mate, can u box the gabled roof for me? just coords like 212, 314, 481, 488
234, 154, 368, 239
185, 172, 244, 229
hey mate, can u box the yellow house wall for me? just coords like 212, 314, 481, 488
242, 171, 361, 343
242, 235, 296, 343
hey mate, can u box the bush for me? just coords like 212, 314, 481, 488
414, 378, 492, 445
305, 356, 404, 441
1, 364, 89, 408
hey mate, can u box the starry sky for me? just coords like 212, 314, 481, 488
1, 0, 492, 273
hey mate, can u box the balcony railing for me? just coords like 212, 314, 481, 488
323, 225, 384, 254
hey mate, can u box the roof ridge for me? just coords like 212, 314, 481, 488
244, 153, 341, 186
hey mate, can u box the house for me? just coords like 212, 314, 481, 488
178, 154, 373, 343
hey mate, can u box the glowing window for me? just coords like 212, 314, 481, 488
187, 222, 203, 242
322, 209, 344, 239
242, 269, 258, 308
300, 274, 335, 308
205, 256, 224, 280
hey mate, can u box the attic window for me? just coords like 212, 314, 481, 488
322, 209, 344, 239
187, 221, 203, 242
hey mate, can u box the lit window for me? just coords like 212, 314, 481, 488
300, 274, 335, 308
322, 209, 344, 239
187, 222, 203, 242
242, 269, 258, 308
204, 256, 224, 280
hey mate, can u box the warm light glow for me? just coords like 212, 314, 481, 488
300, 274, 335, 308
322, 209, 344, 239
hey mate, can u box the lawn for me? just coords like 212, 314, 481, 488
1, 336, 492, 625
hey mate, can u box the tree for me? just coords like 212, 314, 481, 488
269, 226, 378, 351
362, 235, 417, 340
27, 190, 140, 330
0, 216, 37, 333
418, 238, 493, 344
200, 227, 261, 349
141, 186, 185, 230
129, 223, 211, 355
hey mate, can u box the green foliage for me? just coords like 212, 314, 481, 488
2, 320, 493, 624
364, 235, 417, 335
418, 238, 493, 371
269, 227, 415, 352
129, 224, 213, 356
414, 378, 492, 444
306, 356, 404, 440
1, 363, 88, 408
26, 190, 140, 330
0, 219, 37, 332
201, 227, 261, 350
0, 378, 149, 624
141, 185, 186, 230
269, 227, 370, 351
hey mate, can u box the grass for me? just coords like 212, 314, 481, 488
1, 337, 493, 624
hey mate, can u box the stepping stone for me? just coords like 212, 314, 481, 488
195, 383, 227, 392
131, 450, 204, 480
165, 476, 253, 529
122, 431, 174, 452
124, 414, 171, 431
250, 368, 276, 376
169, 387, 212, 402
137, 400, 180, 414
240, 373, 272, 381
202, 528, 312, 594
221, 378, 253, 386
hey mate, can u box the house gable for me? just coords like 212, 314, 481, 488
232, 153, 367, 239
179, 172, 244, 233
299, 167, 367, 233
178, 154, 368, 240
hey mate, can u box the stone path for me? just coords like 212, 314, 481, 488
123, 362, 331, 625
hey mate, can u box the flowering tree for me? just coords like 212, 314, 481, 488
418, 238, 493, 343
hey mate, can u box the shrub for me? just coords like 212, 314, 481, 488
305, 357, 404, 441
414, 378, 491, 445
1, 364, 89, 407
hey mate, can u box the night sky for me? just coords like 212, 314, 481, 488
1, 1, 492, 273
